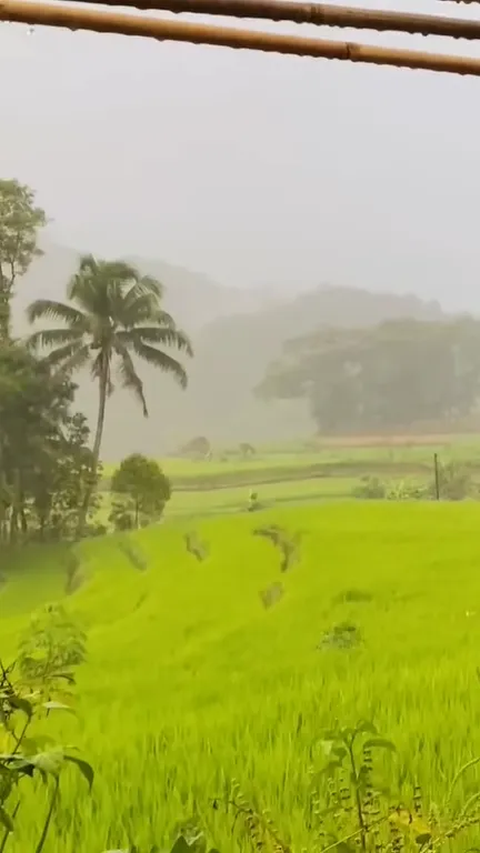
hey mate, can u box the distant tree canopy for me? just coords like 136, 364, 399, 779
178, 436, 211, 459
257, 318, 480, 434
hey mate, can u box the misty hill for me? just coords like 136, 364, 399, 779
12, 241, 258, 333
11, 244, 446, 459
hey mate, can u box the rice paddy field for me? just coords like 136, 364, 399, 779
3, 499, 480, 851
98, 433, 480, 520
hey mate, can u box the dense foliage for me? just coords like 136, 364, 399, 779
0, 179, 46, 340
258, 318, 480, 434
0, 341, 98, 543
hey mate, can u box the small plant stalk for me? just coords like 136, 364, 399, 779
34, 777, 59, 853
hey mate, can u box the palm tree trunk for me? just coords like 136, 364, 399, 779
77, 357, 108, 537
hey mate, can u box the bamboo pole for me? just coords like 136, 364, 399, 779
2, 1, 480, 76
56, 0, 480, 42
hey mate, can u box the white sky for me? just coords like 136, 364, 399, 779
2, 0, 480, 310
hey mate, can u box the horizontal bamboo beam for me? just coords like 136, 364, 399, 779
58, 0, 480, 42
2, 1, 480, 76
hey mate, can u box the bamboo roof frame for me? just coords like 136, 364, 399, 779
51, 0, 480, 42
3, 0, 480, 77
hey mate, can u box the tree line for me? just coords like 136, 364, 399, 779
257, 317, 480, 434
0, 178, 192, 544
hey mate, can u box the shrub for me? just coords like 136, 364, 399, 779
352, 476, 387, 499
386, 479, 429, 501
432, 461, 477, 501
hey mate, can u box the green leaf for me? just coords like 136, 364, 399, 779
0, 754, 35, 776
64, 754, 94, 790
42, 701, 76, 715
21, 735, 55, 755
30, 749, 64, 777
447, 756, 480, 802
332, 746, 347, 760
0, 807, 13, 832
364, 738, 397, 752
10, 696, 33, 719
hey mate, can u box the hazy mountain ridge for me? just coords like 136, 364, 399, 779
10, 243, 448, 460
12, 241, 258, 333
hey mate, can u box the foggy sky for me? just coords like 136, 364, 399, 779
2, 0, 480, 311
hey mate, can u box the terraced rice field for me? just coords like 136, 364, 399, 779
2, 502, 480, 851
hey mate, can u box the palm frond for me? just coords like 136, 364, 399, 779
117, 294, 165, 328
118, 326, 193, 356
114, 341, 148, 416
43, 342, 90, 373
26, 299, 87, 328
69, 257, 143, 319
123, 275, 163, 307
26, 327, 84, 352
131, 340, 188, 388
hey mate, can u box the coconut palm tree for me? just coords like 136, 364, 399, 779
27, 254, 192, 530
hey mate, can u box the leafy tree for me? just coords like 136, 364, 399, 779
258, 317, 480, 434
0, 341, 73, 542
0, 179, 47, 339
110, 453, 171, 529
30, 412, 100, 540
27, 255, 192, 531
0, 341, 95, 543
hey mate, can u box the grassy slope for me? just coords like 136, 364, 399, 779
2, 503, 480, 850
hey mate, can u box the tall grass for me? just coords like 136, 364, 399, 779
2, 503, 480, 851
